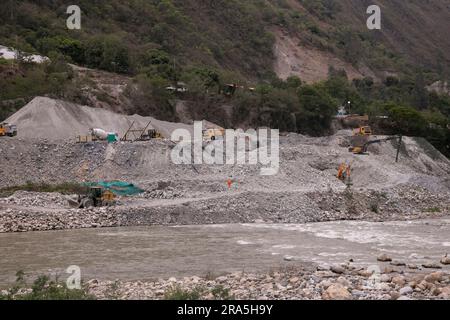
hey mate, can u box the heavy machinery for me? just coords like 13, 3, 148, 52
353, 126, 372, 136
77, 129, 118, 143
91, 128, 118, 142
76, 134, 99, 143
121, 121, 164, 141
203, 128, 225, 141
0, 123, 17, 137
69, 186, 116, 209
349, 135, 403, 158
140, 129, 163, 140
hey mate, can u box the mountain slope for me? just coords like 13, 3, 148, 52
337, 0, 450, 72
0, 0, 449, 157
1, 0, 450, 79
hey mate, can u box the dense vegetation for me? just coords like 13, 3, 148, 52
0, 0, 277, 77
0, 54, 75, 120
4, 0, 446, 78
226, 70, 449, 156
0, 0, 448, 156
0, 271, 94, 300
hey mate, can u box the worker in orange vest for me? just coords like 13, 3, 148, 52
227, 177, 233, 190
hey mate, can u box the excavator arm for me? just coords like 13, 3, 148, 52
363, 136, 401, 152
360, 136, 402, 153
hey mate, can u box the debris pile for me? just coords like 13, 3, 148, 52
86, 263, 450, 300
0, 206, 120, 233
0, 97, 449, 233
0, 191, 69, 208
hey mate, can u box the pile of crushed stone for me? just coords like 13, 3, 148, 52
5, 96, 195, 141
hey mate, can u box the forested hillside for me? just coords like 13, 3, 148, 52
0, 0, 449, 155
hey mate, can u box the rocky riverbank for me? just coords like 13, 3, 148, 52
0, 185, 449, 233
86, 259, 450, 300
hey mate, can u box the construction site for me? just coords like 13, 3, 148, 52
2, 0, 450, 305
1, 96, 449, 300
0, 96, 448, 230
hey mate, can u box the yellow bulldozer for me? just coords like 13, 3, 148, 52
0, 123, 17, 137
68, 186, 116, 209
145, 129, 163, 140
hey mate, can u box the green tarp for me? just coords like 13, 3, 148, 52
107, 134, 118, 143
84, 181, 144, 196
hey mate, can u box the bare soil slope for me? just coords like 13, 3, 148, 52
273, 29, 374, 83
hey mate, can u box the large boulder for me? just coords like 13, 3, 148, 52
322, 283, 351, 300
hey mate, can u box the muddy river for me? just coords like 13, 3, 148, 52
1, 219, 449, 286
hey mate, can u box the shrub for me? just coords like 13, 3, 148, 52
211, 285, 234, 300
0, 182, 86, 198
370, 202, 379, 213
0, 271, 94, 300
85, 36, 130, 74
387, 105, 426, 136
164, 286, 203, 300
296, 85, 336, 135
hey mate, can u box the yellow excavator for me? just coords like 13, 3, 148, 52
353, 126, 372, 136
349, 136, 402, 155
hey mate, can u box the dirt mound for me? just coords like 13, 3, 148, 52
6, 97, 194, 140
1, 129, 448, 193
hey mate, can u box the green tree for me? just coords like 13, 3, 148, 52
386, 104, 427, 136
85, 36, 130, 74
296, 85, 336, 135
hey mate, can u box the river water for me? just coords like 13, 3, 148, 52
1, 219, 449, 286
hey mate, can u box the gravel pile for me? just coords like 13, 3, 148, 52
0, 191, 69, 208
5, 96, 194, 141
0, 126, 449, 233
1, 133, 448, 192
140, 187, 185, 200
0, 206, 119, 233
